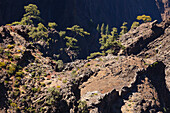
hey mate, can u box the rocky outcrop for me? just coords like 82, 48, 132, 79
0, 20, 170, 113
156, 0, 170, 20
119, 20, 170, 91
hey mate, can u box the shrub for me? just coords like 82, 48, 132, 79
4, 80, 9, 84
10, 103, 17, 108
14, 55, 20, 60
48, 22, 58, 28
32, 88, 38, 93
17, 50, 21, 53
119, 22, 128, 37
55, 60, 64, 72
16, 77, 21, 81
0, 62, 6, 68
7, 64, 16, 75
28, 23, 48, 42
131, 21, 140, 29
86, 63, 90, 66
57, 86, 61, 88
78, 100, 88, 113
0, 47, 4, 54
14, 81, 20, 87
62, 79, 67, 84
4, 51, 11, 57
13, 90, 20, 97
71, 70, 77, 75
7, 44, 14, 49
87, 52, 105, 59
41, 82, 46, 87
15, 72, 23, 77
137, 15, 152, 23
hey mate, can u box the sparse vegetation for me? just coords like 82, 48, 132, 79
78, 100, 88, 113
137, 15, 152, 23
0, 62, 6, 68
7, 44, 14, 49
87, 52, 105, 59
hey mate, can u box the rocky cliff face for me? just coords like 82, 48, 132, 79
156, 0, 170, 20
0, 20, 169, 112
0, 0, 164, 28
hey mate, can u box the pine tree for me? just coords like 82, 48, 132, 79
99, 25, 119, 54
131, 21, 139, 29
96, 24, 100, 32
65, 25, 90, 60
48, 22, 58, 29
105, 24, 109, 35
28, 23, 48, 42
12, 4, 42, 25
137, 15, 152, 23
100, 23, 105, 35
119, 22, 128, 37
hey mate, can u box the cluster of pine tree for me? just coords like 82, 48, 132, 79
87, 14, 152, 59
8, 4, 152, 61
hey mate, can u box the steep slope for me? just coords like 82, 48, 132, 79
0, 20, 170, 113
119, 20, 170, 90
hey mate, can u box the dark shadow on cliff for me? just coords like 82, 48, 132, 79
0, 83, 8, 111
144, 62, 170, 112
17, 51, 35, 68
127, 24, 164, 55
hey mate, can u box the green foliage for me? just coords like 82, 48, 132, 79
78, 100, 88, 113
67, 25, 90, 37
55, 60, 64, 71
22, 4, 41, 25
65, 25, 90, 49
131, 21, 140, 29
64, 36, 78, 49
10, 103, 17, 108
15, 71, 23, 77
14, 81, 20, 87
28, 23, 48, 42
32, 87, 38, 93
4, 51, 11, 57
86, 63, 90, 66
100, 23, 105, 35
137, 15, 152, 23
12, 4, 41, 25
59, 31, 66, 37
96, 24, 100, 32
0, 47, 4, 54
87, 52, 105, 59
41, 82, 46, 87
62, 79, 67, 84
16, 77, 21, 81
0, 62, 6, 68
13, 55, 20, 60
7, 44, 14, 49
11, 4, 51, 44
48, 22, 58, 28
71, 70, 77, 75
46, 87, 60, 105
7, 64, 17, 75
99, 24, 119, 53
24, 4, 40, 18
119, 22, 128, 37
13, 90, 20, 97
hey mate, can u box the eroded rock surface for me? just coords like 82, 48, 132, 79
0, 20, 169, 113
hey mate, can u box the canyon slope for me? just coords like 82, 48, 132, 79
0, 19, 169, 112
